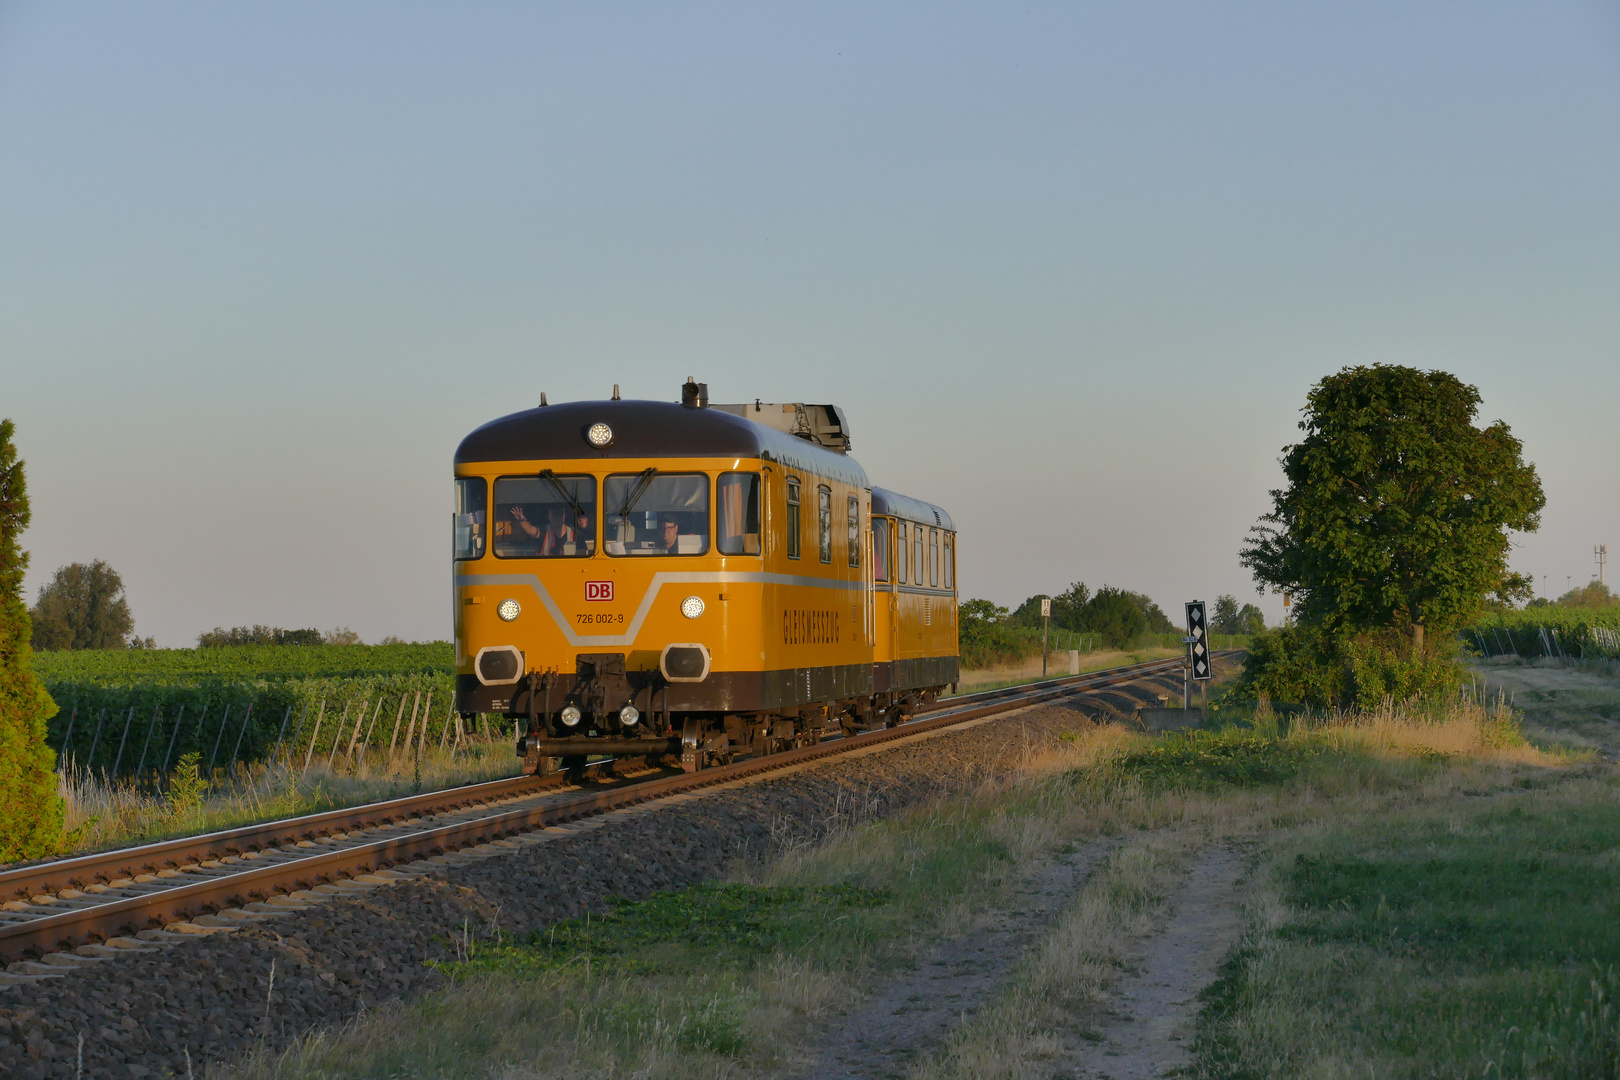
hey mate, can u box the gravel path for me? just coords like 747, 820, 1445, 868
0, 666, 1203, 1080
794, 839, 1117, 1080
1063, 844, 1250, 1080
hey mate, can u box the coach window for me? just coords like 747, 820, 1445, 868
453, 477, 487, 560
603, 473, 709, 556
872, 519, 890, 583
895, 522, 907, 583
493, 475, 595, 558
847, 496, 860, 568
818, 487, 833, 563
930, 528, 939, 587
943, 534, 955, 590
914, 526, 925, 585
718, 473, 762, 555
786, 478, 801, 559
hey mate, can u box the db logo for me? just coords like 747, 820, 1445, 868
585, 581, 614, 602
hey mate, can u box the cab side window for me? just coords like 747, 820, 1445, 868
914, 526, 924, 585
943, 533, 955, 589
818, 486, 833, 563
847, 496, 860, 568
786, 479, 801, 560
896, 522, 908, 583
453, 477, 487, 560
930, 528, 939, 587
718, 473, 761, 555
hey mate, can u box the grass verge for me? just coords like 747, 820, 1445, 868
1195, 771, 1620, 1079
50, 739, 521, 860
222, 697, 1571, 1080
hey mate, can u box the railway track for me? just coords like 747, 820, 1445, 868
2, 653, 1221, 970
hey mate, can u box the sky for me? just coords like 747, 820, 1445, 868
2, 2, 1618, 646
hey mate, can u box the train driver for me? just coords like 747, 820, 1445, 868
509, 505, 578, 556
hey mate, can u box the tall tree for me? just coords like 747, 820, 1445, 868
30, 560, 136, 650
1049, 582, 1090, 630
1085, 587, 1147, 649
1236, 603, 1266, 634
0, 420, 64, 859
1212, 594, 1243, 635
1241, 365, 1543, 655
1124, 591, 1175, 633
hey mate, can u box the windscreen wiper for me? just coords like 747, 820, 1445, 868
617, 467, 660, 520
537, 469, 586, 521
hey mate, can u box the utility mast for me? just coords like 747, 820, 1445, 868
1598, 545, 1608, 587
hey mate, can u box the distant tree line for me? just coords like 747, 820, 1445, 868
1526, 581, 1616, 611
959, 582, 1236, 669
195, 626, 375, 647
27, 559, 389, 651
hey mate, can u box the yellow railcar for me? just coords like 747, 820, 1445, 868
452, 380, 957, 772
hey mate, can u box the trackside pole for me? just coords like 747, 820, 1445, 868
161, 704, 186, 775
111, 706, 135, 778
270, 705, 293, 763
230, 702, 256, 770
1183, 600, 1211, 715
208, 704, 232, 772
1041, 597, 1052, 678
58, 708, 77, 774
135, 705, 161, 779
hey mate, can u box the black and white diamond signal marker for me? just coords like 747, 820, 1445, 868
1185, 600, 1211, 681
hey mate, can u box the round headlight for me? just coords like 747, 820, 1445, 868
497, 599, 521, 622
587, 422, 614, 448
618, 704, 640, 726
680, 595, 705, 619
559, 705, 582, 727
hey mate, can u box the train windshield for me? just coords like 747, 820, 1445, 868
492, 475, 596, 558
604, 472, 710, 556
717, 473, 761, 555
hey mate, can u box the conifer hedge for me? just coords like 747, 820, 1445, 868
0, 420, 64, 859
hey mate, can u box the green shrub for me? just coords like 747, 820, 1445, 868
959, 600, 1044, 668
1230, 624, 1463, 709
0, 419, 64, 859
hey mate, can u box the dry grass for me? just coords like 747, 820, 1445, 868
952, 647, 1184, 695
53, 738, 521, 858
216, 698, 1569, 1080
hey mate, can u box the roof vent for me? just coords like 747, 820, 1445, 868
710, 401, 852, 453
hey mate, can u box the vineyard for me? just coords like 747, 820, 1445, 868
38, 643, 463, 780
31, 641, 452, 682
1467, 607, 1620, 660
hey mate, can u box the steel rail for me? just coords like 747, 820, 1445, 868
2, 652, 1224, 962
0, 774, 558, 902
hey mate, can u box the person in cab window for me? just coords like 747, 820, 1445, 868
511, 505, 576, 556
661, 519, 680, 553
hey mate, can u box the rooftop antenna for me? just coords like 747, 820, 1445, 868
539, 392, 548, 406
612, 384, 621, 401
